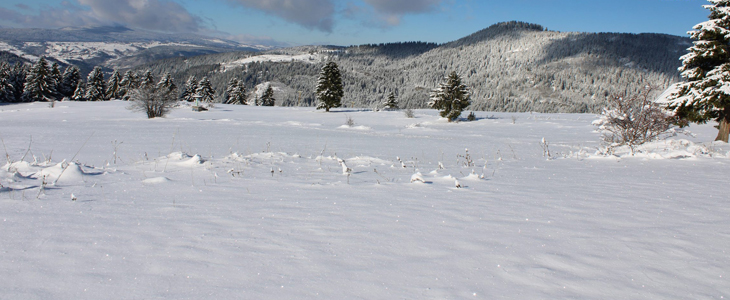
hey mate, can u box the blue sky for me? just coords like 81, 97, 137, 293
0, 0, 710, 46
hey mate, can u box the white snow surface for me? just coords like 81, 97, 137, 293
0, 101, 728, 299
222, 53, 323, 71
0, 41, 204, 64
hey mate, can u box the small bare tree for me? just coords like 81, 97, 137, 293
128, 84, 178, 118
593, 86, 678, 153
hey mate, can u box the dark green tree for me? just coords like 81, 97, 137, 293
85, 66, 106, 101
666, 0, 730, 142
259, 85, 275, 106
196, 77, 215, 103
181, 75, 198, 102
60, 65, 81, 98
225, 78, 247, 105
429, 71, 471, 122
316, 61, 344, 112
106, 70, 123, 99
22, 57, 56, 102
72, 81, 86, 101
383, 92, 399, 110
119, 70, 138, 99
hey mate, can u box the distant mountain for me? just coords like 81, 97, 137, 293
0, 26, 268, 74
133, 21, 690, 113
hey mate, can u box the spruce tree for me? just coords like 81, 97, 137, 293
9, 63, 27, 102
106, 70, 123, 100
225, 78, 247, 105
429, 71, 471, 122
225, 78, 239, 103
22, 57, 56, 102
156, 72, 177, 95
50, 62, 62, 98
72, 81, 86, 101
196, 77, 215, 103
0, 63, 14, 102
139, 70, 155, 89
181, 75, 198, 102
260, 84, 275, 106
119, 70, 138, 99
383, 92, 399, 110
667, 0, 730, 142
85, 66, 106, 101
60, 65, 81, 98
316, 61, 344, 112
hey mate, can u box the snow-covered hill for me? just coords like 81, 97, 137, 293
0, 101, 728, 299
0, 26, 269, 72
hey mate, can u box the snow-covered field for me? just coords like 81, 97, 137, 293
0, 101, 728, 299
222, 53, 323, 71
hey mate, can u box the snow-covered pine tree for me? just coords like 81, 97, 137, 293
106, 70, 123, 100
119, 70, 138, 100
259, 84, 276, 106
196, 77, 215, 103
0, 63, 14, 102
383, 92, 399, 110
225, 78, 239, 104
22, 57, 56, 102
225, 78, 247, 105
139, 70, 155, 89
666, 0, 730, 142
9, 63, 27, 102
316, 61, 344, 112
85, 66, 106, 101
72, 81, 86, 101
181, 75, 198, 102
50, 62, 62, 98
157, 73, 177, 93
60, 65, 81, 98
429, 71, 471, 122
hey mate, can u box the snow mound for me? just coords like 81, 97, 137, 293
34, 162, 86, 184
346, 156, 391, 167
164, 152, 205, 166
142, 177, 171, 184
338, 125, 372, 131
591, 139, 730, 159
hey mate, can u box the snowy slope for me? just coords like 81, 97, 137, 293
0, 101, 728, 299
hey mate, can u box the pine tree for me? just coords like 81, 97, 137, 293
72, 81, 86, 101
9, 63, 27, 102
0, 63, 14, 102
156, 72, 177, 95
383, 92, 399, 110
60, 65, 81, 98
196, 77, 215, 103
225, 78, 239, 103
316, 61, 344, 112
85, 66, 106, 101
22, 57, 56, 102
119, 70, 138, 100
429, 71, 471, 122
224, 78, 247, 105
181, 75, 198, 102
260, 84, 275, 106
106, 70, 123, 100
666, 0, 730, 142
50, 62, 62, 98
139, 70, 155, 89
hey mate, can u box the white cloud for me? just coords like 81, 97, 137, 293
227, 0, 335, 32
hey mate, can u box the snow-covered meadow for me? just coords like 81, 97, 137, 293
1, 101, 728, 299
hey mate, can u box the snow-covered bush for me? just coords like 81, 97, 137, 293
593, 87, 678, 152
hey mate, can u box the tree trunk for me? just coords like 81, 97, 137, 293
716, 118, 730, 143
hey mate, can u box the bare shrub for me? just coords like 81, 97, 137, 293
344, 115, 355, 126
128, 85, 178, 118
404, 108, 415, 118
593, 86, 678, 152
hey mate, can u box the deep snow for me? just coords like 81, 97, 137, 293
0, 101, 728, 299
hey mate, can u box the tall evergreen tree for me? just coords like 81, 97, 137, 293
60, 65, 81, 98
667, 0, 730, 142
23, 57, 56, 102
383, 92, 399, 110
429, 71, 471, 122
259, 84, 275, 106
316, 61, 344, 112
156, 72, 177, 95
139, 70, 155, 89
50, 62, 62, 97
85, 66, 106, 101
196, 77, 215, 103
9, 63, 27, 102
181, 75, 198, 102
72, 81, 86, 101
0, 63, 14, 102
106, 70, 123, 100
119, 70, 138, 100
225, 78, 239, 103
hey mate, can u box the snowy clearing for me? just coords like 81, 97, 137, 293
0, 101, 728, 299
222, 53, 323, 71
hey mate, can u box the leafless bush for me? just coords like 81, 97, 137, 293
128, 85, 178, 118
344, 115, 355, 126
404, 108, 415, 118
593, 86, 678, 152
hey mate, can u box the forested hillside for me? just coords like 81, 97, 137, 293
134, 22, 689, 113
